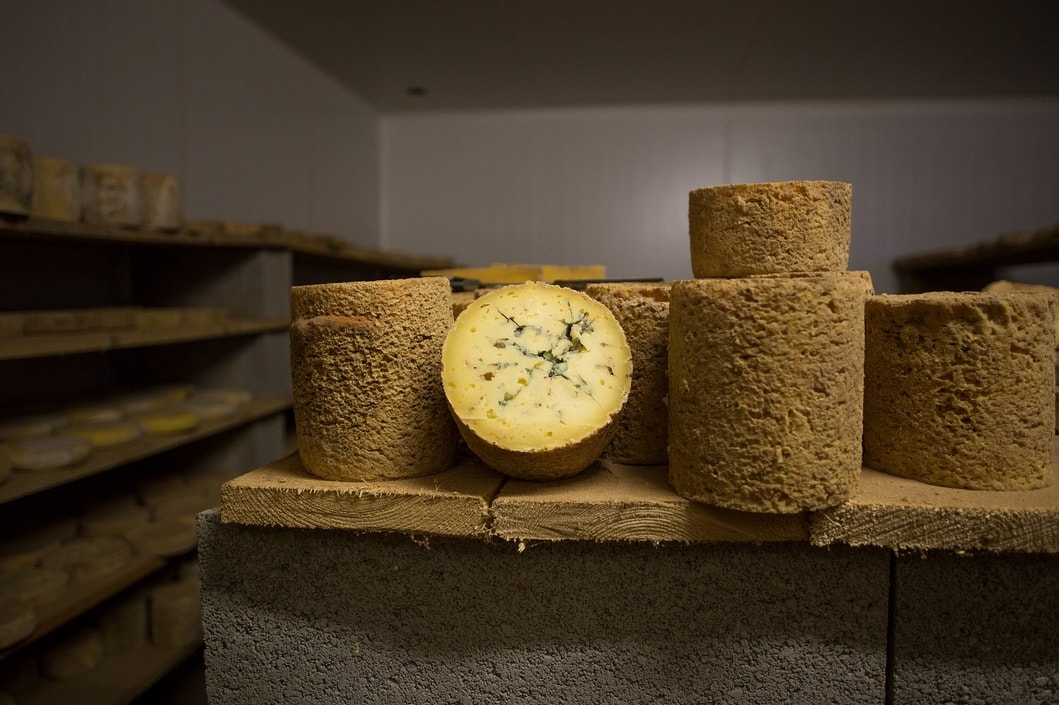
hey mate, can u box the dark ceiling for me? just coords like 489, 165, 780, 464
222, 0, 1059, 112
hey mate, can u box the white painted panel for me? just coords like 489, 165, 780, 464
0, 0, 379, 243
384, 100, 1059, 292
383, 107, 727, 281
0, 0, 184, 171
726, 101, 1059, 293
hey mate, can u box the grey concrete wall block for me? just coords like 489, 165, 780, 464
198, 510, 889, 704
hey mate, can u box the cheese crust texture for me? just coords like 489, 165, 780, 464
442, 282, 632, 480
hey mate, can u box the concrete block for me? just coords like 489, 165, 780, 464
198, 510, 889, 704
892, 551, 1059, 704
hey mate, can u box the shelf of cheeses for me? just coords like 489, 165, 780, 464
0, 305, 288, 361
1, 216, 454, 273
0, 388, 293, 505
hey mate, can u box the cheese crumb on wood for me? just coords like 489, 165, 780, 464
442, 281, 632, 480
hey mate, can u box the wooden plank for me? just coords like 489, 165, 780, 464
17, 641, 201, 705
491, 460, 809, 543
0, 395, 293, 505
0, 316, 289, 361
0, 553, 167, 661
892, 221, 1059, 273
810, 437, 1059, 553
220, 453, 505, 537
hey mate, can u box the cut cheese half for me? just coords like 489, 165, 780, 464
442, 281, 632, 480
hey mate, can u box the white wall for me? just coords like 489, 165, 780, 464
0, 0, 379, 244
382, 100, 1059, 293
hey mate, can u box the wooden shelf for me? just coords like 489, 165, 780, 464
17, 640, 202, 705
0, 316, 289, 361
0, 394, 293, 505
222, 439, 1059, 554
0, 552, 168, 661
1, 217, 453, 272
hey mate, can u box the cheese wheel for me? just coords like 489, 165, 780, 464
149, 581, 202, 648
57, 421, 141, 447
63, 403, 125, 424
864, 291, 1055, 490
40, 538, 132, 582
0, 567, 69, 606
140, 172, 183, 232
7, 436, 92, 471
290, 277, 458, 481
190, 387, 250, 406
668, 273, 869, 512
688, 181, 852, 277
0, 414, 68, 441
30, 155, 80, 222
133, 407, 200, 435
80, 163, 142, 227
0, 134, 32, 217
0, 600, 35, 650
179, 397, 237, 421
442, 282, 633, 480
80, 497, 152, 538
125, 517, 197, 557
39, 626, 105, 680
585, 282, 670, 465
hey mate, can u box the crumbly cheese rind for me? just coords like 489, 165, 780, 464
864, 291, 1056, 490
442, 281, 632, 480
689, 181, 852, 277
290, 277, 458, 481
668, 273, 870, 513
585, 282, 671, 465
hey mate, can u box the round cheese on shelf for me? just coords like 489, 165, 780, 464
39, 626, 105, 680
125, 517, 198, 557
179, 397, 237, 421
57, 420, 141, 447
442, 281, 633, 480
191, 387, 251, 406
0, 567, 69, 606
63, 403, 125, 424
0, 134, 33, 217
0, 414, 69, 441
133, 407, 200, 435
140, 172, 183, 232
40, 537, 132, 582
0, 599, 35, 650
30, 155, 81, 222
80, 163, 142, 227
6, 436, 92, 472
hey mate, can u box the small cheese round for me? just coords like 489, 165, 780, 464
40, 538, 132, 582
64, 403, 125, 424
585, 282, 671, 465
133, 407, 200, 435
290, 277, 458, 481
140, 172, 183, 232
125, 517, 197, 557
80, 163, 142, 228
689, 180, 852, 277
0, 134, 33, 217
57, 421, 141, 447
0, 600, 35, 650
0, 567, 69, 606
864, 291, 1056, 490
7, 436, 92, 472
442, 282, 632, 480
30, 155, 81, 222
0, 414, 69, 441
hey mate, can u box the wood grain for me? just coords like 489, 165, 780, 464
491, 460, 808, 543
220, 453, 505, 537
811, 437, 1059, 553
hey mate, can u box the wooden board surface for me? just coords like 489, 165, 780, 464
491, 461, 808, 543
810, 437, 1059, 553
220, 453, 505, 537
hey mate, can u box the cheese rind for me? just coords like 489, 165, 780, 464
7, 436, 92, 471
442, 282, 632, 480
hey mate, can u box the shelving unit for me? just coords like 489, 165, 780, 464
0, 216, 451, 704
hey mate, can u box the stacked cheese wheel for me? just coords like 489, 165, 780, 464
670, 181, 870, 512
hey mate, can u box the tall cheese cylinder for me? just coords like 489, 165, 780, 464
80, 164, 142, 227
0, 134, 33, 217
668, 273, 869, 513
585, 282, 670, 465
140, 172, 183, 232
689, 181, 851, 277
30, 156, 80, 222
864, 291, 1055, 490
290, 277, 458, 481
